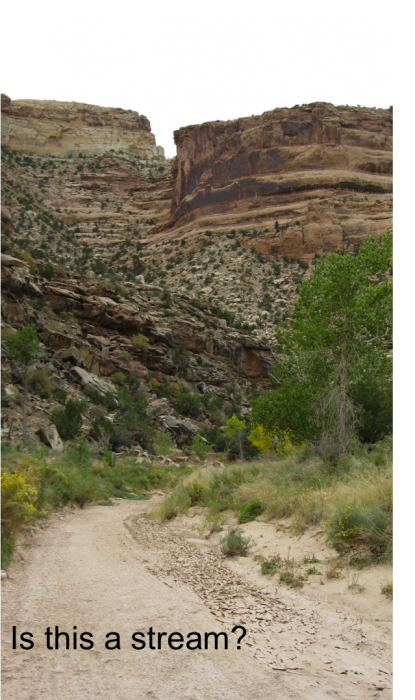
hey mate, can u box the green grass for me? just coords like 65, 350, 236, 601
1, 441, 185, 566
150, 442, 392, 564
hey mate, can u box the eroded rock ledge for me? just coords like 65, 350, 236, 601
1, 95, 165, 160
167, 102, 392, 258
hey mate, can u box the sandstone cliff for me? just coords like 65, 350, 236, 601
166, 102, 392, 258
1, 95, 165, 160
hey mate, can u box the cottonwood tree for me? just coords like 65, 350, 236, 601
251, 233, 392, 459
4, 324, 41, 448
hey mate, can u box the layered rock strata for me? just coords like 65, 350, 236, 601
1, 95, 164, 159
1, 262, 272, 388
165, 102, 392, 258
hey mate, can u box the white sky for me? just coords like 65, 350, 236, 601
1, 0, 394, 158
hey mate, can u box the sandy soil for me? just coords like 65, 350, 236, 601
1, 498, 392, 699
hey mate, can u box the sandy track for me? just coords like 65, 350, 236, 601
1, 499, 391, 699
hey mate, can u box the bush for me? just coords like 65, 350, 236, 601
185, 480, 207, 505
154, 431, 174, 456
238, 498, 263, 523
1, 470, 38, 533
39, 262, 54, 280
327, 502, 391, 558
176, 384, 201, 418
54, 388, 67, 405
50, 399, 84, 440
219, 528, 251, 557
89, 416, 116, 447
84, 385, 117, 411
29, 368, 53, 398
132, 333, 150, 350
192, 434, 209, 461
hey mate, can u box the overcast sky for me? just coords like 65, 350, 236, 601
1, 0, 394, 158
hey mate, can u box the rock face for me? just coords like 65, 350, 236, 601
1, 95, 165, 160
167, 102, 392, 258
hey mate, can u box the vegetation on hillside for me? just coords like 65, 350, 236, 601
1, 440, 184, 568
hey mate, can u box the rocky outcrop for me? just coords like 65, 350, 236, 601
1, 95, 165, 160
166, 102, 392, 258
1, 268, 273, 388
36, 425, 64, 451
1, 205, 13, 229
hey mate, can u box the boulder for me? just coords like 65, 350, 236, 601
162, 415, 199, 446
69, 366, 115, 397
1, 206, 13, 228
147, 398, 178, 420
36, 425, 64, 451
1, 254, 29, 268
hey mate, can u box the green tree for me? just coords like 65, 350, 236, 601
224, 414, 246, 460
252, 234, 392, 458
4, 325, 41, 447
51, 399, 84, 440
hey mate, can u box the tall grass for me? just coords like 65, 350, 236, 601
151, 443, 392, 562
1, 440, 185, 566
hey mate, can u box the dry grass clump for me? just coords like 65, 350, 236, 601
149, 443, 392, 563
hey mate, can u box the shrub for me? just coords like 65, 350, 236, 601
39, 262, 54, 280
50, 399, 84, 440
1, 470, 38, 533
119, 350, 130, 361
162, 289, 171, 308
89, 415, 116, 447
219, 528, 251, 557
380, 581, 393, 598
54, 389, 67, 405
260, 557, 280, 575
238, 498, 263, 523
29, 368, 53, 398
185, 480, 207, 505
154, 431, 174, 456
171, 348, 189, 377
132, 333, 150, 350
327, 502, 391, 558
192, 434, 209, 461
176, 384, 201, 418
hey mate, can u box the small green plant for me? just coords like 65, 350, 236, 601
39, 262, 54, 280
154, 431, 174, 456
238, 498, 263, 523
185, 480, 207, 505
162, 289, 171, 308
50, 399, 84, 440
132, 333, 150, 350
29, 368, 53, 398
219, 527, 251, 557
261, 556, 281, 575
279, 571, 306, 588
89, 415, 116, 447
327, 503, 390, 558
380, 581, 393, 598
192, 433, 209, 461
118, 350, 131, 361
176, 384, 200, 417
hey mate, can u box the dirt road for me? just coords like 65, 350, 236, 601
1, 499, 392, 699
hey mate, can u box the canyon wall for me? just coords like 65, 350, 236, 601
167, 102, 392, 258
1, 95, 165, 160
